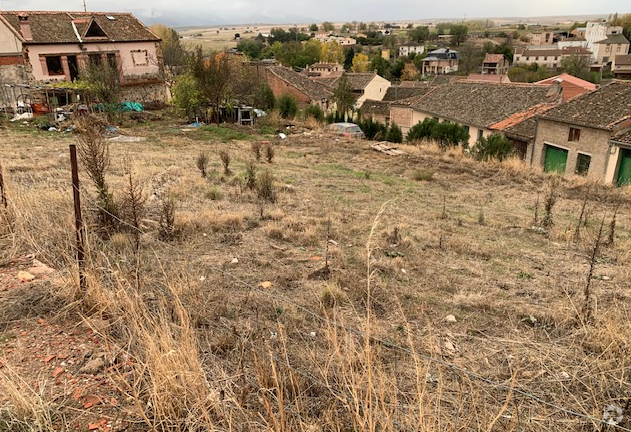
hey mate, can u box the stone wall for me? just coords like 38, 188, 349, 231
532, 118, 611, 181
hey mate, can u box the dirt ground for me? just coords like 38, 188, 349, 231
1, 114, 631, 431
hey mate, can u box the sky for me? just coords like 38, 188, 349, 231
0, 0, 627, 26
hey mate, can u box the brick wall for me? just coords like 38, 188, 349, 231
533, 118, 611, 181
266, 71, 311, 105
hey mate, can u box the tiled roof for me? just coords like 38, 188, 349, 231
562, 46, 592, 55
490, 103, 557, 140
360, 100, 391, 116
612, 128, 631, 144
614, 55, 631, 65
595, 34, 630, 45
344, 73, 378, 90
465, 74, 511, 83
535, 73, 596, 89
311, 76, 339, 88
483, 53, 505, 64
0, 11, 159, 44
268, 66, 332, 100
540, 80, 631, 130
400, 81, 559, 128
382, 86, 431, 101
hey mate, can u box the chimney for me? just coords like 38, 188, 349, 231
18, 14, 33, 41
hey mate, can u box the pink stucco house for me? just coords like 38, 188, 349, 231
0, 11, 167, 105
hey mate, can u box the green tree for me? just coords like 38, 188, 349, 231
344, 46, 355, 70
309, 23, 319, 32
189, 48, 256, 123
320, 41, 344, 63
370, 55, 391, 77
407, 118, 438, 142
332, 76, 355, 115
276, 93, 298, 118
253, 83, 275, 110
352, 53, 370, 72
450, 24, 469, 46
149, 24, 188, 89
236, 39, 263, 59
80, 60, 122, 122
408, 26, 430, 43
321, 21, 335, 32
172, 73, 202, 118
431, 122, 469, 147
473, 133, 514, 161
561, 55, 592, 81
385, 123, 403, 143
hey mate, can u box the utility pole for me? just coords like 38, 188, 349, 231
83, 0, 87, 12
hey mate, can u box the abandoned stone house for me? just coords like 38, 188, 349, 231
532, 80, 631, 186
265, 66, 332, 108
390, 81, 562, 148
0, 11, 167, 108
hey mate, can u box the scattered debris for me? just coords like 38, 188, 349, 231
371, 142, 404, 156
17, 270, 35, 282
260, 281, 273, 289
444, 314, 457, 323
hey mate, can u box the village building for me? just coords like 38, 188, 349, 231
612, 54, 631, 79
398, 43, 425, 57
532, 81, 631, 186
421, 48, 460, 75
0, 11, 167, 107
390, 81, 561, 147
481, 53, 510, 75
266, 66, 332, 108
591, 33, 630, 64
513, 46, 592, 69
304, 62, 343, 77
317, 72, 391, 109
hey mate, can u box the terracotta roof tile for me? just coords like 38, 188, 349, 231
490, 103, 557, 140
613, 128, 631, 144
400, 81, 559, 128
483, 53, 505, 64
0, 11, 159, 44
614, 55, 631, 66
540, 80, 631, 130
360, 100, 391, 116
382, 86, 431, 101
268, 66, 332, 100
594, 34, 630, 45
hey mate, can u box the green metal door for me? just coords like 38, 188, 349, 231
544, 145, 568, 174
617, 148, 631, 187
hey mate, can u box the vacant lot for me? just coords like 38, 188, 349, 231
1, 115, 630, 432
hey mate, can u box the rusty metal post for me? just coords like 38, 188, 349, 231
0, 158, 7, 208
69, 144, 86, 292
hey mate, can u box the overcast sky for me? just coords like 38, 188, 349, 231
0, 0, 627, 26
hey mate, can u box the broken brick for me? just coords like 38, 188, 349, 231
83, 394, 101, 409
43, 355, 56, 363
72, 387, 83, 401
52, 367, 64, 378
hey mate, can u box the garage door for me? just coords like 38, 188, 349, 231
617, 148, 631, 187
544, 145, 568, 174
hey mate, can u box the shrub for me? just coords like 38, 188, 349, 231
304, 104, 324, 121
265, 144, 275, 163
406, 117, 438, 142
358, 117, 388, 140
219, 150, 231, 176
276, 93, 298, 119
251, 142, 262, 161
412, 168, 435, 181
158, 195, 177, 240
205, 187, 223, 201
385, 123, 403, 143
245, 160, 257, 190
473, 133, 514, 162
253, 83, 275, 110
196, 151, 209, 177
406, 118, 469, 148
257, 170, 276, 202
431, 122, 469, 148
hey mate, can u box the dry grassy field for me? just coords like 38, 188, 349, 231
1, 113, 631, 431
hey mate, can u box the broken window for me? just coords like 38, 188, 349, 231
575, 153, 591, 175
131, 50, 148, 66
568, 127, 581, 142
88, 54, 102, 66
107, 53, 117, 69
45, 56, 63, 75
